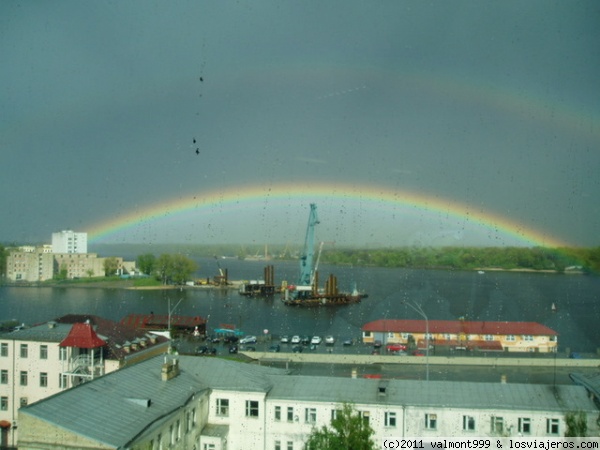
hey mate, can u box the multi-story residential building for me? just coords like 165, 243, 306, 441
0, 315, 169, 447
362, 319, 558, 353
6, 248, 55, 282
16, 355, 599, 449
51, 230, 88, 254
6, 249, 136, 281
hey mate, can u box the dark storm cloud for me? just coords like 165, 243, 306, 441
1, 1, 598, 246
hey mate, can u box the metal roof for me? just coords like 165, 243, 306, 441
19, 357, 596, 448
363, 319, 558, 336
19, 356, 286, 448
266, 374, 595, 413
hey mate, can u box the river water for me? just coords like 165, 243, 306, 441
1, 257, 599, 353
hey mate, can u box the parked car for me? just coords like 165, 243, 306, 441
301, 336, 311, 345
290, 335, 301, 344
386, 343, 407, 353
373, 340, 382, 348
224, 335, 239, 344
239, 335, 257, 344
292, 345, 303, 353
280, 335, 289, 344
269, 344, 281, 353
325, 335, 335, 345
342, 338, 353, 346
311, 336, 322, 345
228, 345, 238, 354
196, 346, 217, 356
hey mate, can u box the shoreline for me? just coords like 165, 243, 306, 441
0, 267, 586, 290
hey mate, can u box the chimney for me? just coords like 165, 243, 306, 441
161, 357, 180, 381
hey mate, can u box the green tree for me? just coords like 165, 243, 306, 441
156, 254, 173, 285
55, 263, 68, 281
304, 403, 375, 450
170, 254, 198, 285
137, 253, 156, 275
103, 257, 119, 276
0, 244, 7, 277
565, 411, 587, 437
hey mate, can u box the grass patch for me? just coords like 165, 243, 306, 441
133, 277, 162, 287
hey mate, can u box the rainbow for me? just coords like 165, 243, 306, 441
87, 181, 569, 248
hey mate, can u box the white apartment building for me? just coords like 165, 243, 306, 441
51, 230, 88, 254
16, 355, 599, 449
0, 315, 169, 447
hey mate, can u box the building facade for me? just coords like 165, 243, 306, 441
0, 315, 168, 447
51, 230, 88, 254
6, 249, 135, 281
362, 319, 558, 353
16, 355, 599, 449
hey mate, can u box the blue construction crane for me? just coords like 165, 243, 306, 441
298, 203, 319, 287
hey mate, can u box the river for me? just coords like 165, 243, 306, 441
1, 257, 599, 353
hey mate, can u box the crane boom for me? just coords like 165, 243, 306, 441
298, 203, 319, 286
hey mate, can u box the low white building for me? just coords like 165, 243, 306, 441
0, 315, 169, 447
16, 355, 599, 449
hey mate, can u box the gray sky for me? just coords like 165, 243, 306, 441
2, 1, 599, 248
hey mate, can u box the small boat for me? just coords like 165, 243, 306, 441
551, 302, 557, 313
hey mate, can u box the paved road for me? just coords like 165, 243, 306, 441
175, 336, 598, 385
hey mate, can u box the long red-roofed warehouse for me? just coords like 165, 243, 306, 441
362, 319, 558, 353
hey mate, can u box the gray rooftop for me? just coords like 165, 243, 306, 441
267, 374, 596, 413
0, 323, 72, 342
19, 356, 597, 448
19, 356, 287, 448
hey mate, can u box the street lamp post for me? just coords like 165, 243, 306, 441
404, 300, 429, 381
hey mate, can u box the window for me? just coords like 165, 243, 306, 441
40, 372, 48, 387
176, 419, 181, 441
425, 413, 437, 430
246, 400, 259, 417
60, 374, 68, 389
546, 418, 559, 435
385, 411, 397, 427
331, 408, 342, 421
0, 343, 7, 357
216, 398, 229, 417
484, 334, 494, 341
305, 407, 317, 424
463, 415, 476, 431
287, 442, 293, 450
20, 371, 28, 386
518, 417, 531, 434
20, 397, 28, 407
186, 410, 192, 433
274, 405, 281, 421
203, 444, 216, 450
360, 410, 370, 424
523, 335, 533, 341
20, 343, 28, 358
0, 370, 7, 384
275, 441, 281, 450
364, 331, 371, 337
59, 346, 68, 361
0, 397, 7, 411
169, 424, 174, 446
506, 335, 515, 342
287, 406, 294, 422
491, 416, 504, 434
40, 344, 48, 359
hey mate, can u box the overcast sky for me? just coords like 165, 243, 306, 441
2, 1, 599, 248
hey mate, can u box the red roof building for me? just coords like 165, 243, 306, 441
59, 322, 107, 348
362, 319, 558, 353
